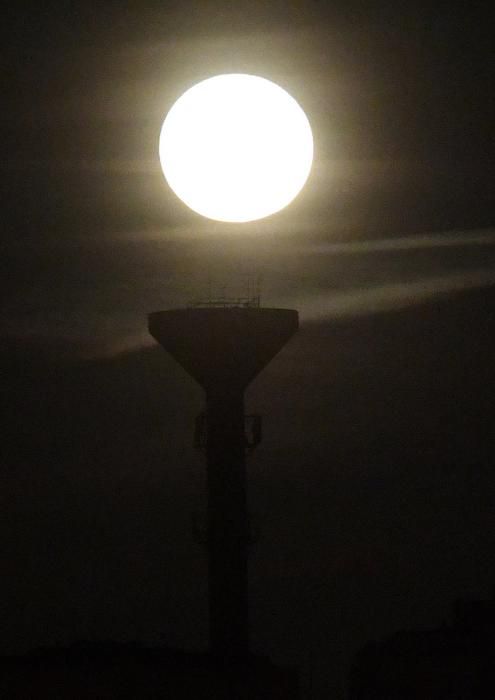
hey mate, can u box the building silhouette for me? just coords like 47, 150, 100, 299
349, 593, 495, 699
0, 643, 299, 699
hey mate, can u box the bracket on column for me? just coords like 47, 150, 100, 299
194, 412, 262, 452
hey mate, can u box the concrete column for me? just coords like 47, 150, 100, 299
206, 388, 249, 658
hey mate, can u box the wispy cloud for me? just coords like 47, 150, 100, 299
293, 267, 495, 321
0, 158, 158, 175
295, 229, 495, 255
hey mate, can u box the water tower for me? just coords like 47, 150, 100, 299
148, 299, 298, 658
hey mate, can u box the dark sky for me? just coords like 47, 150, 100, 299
2, 1, 495, 347
2, 2, 495, 698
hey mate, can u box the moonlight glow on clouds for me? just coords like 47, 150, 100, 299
159, 74, 313, 223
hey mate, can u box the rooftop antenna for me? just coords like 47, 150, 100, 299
240, 270, 262, 308
207, 270, 212, 304
256, 273, 263, 308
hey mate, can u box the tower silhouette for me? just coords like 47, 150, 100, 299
148, 304, 298, 658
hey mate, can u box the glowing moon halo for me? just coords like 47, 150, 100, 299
159, 74, 313, 223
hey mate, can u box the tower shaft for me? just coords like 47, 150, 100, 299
206, 389, 248, 657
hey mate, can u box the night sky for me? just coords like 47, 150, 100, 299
2, 2, 495, 698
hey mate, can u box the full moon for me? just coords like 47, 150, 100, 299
159, 74, 313, 223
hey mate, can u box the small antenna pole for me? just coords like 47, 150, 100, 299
256, 273, 263, 307
207, 270, 212, 303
